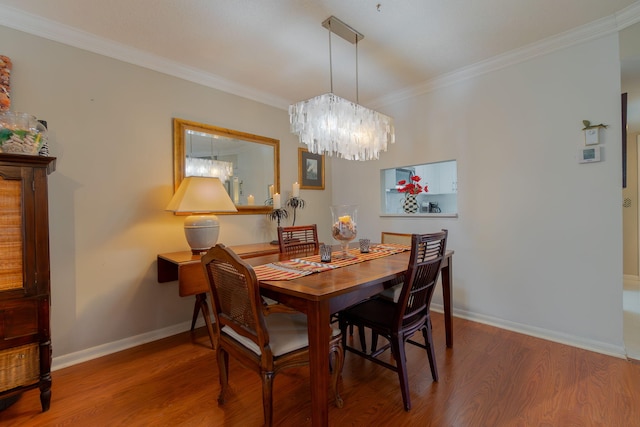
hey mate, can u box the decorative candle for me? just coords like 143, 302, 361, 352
292, 182, 300, 197
233, 177, 239, 204
273, 193, 281, 209
339, 215, 351, 223
269, 184, 274, 197
247, 194, 255, 205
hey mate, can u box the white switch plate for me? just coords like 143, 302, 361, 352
585, 128, 600, 145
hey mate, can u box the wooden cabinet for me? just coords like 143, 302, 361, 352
0, 154, 55, 411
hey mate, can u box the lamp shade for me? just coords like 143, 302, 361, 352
166, 177, 237, 254
166, 176, 237, 213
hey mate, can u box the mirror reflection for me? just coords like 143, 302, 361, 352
173, 118, 280, 214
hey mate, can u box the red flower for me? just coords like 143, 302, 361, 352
397, 175, 428, 195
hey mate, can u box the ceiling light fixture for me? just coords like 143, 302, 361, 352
289, 16, 395, 161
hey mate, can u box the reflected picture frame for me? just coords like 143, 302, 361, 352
298, 148, 324, 190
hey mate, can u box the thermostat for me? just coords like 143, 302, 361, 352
578, 146, 601, 163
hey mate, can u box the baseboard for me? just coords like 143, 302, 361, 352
54, 305, 627, 371
430, 303, 627, 359
51, 320, 199, 371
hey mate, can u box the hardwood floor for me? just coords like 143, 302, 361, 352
2, 313, 640, 426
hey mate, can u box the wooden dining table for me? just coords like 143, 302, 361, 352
241, 247, 454, 427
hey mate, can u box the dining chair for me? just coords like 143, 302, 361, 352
381, 231, 413, 246
379, 232, 413, 303
339, 231, 448, 411
201, 244, 344, 426
277, 224, 320, 254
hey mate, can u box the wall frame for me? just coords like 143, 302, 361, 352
298, 148, 324, 190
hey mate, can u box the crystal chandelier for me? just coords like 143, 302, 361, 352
186, 157, 234, 183
289, 16, 395, 161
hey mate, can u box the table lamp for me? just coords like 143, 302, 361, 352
166, 176, 238, 254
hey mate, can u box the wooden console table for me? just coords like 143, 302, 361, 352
157, 243, 280, 348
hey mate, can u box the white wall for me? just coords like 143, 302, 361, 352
333, 34, 625, 355
1, 25, 333, 365
1, 25, 627, 365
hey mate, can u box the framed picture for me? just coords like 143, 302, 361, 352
298, 148, 325, 190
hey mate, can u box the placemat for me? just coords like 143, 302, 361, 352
254, 243, 409, 281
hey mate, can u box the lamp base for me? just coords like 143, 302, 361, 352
184, 214, 220, 255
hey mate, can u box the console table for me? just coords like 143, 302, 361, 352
157, 243, 280, 348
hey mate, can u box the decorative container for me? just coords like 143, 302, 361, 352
402, 194, 419, 213
0, 112, 46, 155
330, 205, 358, 259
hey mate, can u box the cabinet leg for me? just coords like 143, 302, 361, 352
40, 383, 51, 412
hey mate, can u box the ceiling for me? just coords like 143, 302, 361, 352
0, 0, 639, 116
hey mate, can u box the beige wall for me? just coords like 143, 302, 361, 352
333, 33, 625, 354
623, 133, 639, 276
0, 22, 630, 364
1, 25, 334, 363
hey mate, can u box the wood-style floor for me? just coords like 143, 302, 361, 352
2, 313, 640, 426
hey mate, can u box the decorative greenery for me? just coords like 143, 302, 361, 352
267, 208, 288, 228
582, 120, 608, 130
286, 197, 305, 226
397, 175, 428, 195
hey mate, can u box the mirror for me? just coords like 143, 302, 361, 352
173, 118, 280, 215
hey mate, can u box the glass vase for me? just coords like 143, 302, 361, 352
0, 111, 47, 155
330, 205, 358, 259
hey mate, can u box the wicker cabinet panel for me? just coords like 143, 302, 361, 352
0, 343, 39, 392
0, 178, 23, 292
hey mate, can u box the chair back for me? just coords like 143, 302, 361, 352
201, 244, 271, 356
277, 225, 319, 254
381, 232, 412, 246
395, 230, 448, 330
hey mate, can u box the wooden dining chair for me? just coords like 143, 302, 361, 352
339, 231, 448, 411
378, 232, 413, 303
201, 244, 344, 426
381, 231, 412, 246
277, 224, 320, 254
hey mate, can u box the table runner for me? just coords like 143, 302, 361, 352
254, 243, 409, 281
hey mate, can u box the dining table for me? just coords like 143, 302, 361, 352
240, 245, 454, 427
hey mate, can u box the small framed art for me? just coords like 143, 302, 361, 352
298, 148, 325, 190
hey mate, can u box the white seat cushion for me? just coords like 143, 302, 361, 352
379, 282, 403, 303
222, 313, 340, 357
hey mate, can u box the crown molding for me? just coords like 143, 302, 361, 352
2, 3, 639, 112
371, 2, 640, 109
0, 4, 291, 110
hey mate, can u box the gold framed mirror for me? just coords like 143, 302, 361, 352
173, 118, 280, 215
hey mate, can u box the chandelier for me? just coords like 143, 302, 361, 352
186, 157, 234, 183
289, 16, 395, 161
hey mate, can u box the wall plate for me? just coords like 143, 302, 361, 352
584, 127, 600, 145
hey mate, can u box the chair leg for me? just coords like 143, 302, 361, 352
216, 347, 229, 405
422, 320, 439, 382
262, 371, 275, 427
329, 335, 344, 408
390, 335, 411, 411
357, 325, 367, 353
371, 332, 379, 353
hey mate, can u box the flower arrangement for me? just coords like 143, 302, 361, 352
397, 175, 428, 195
